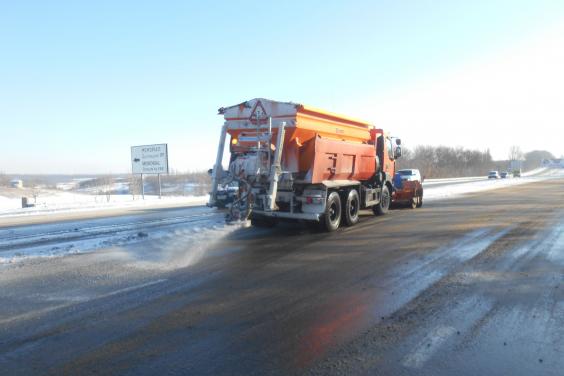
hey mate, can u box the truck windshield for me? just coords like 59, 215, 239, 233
398, 170, 413, 176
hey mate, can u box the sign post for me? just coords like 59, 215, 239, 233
141, 173, 145, 200
158, 174, 162, 199
131, 144, 169, 200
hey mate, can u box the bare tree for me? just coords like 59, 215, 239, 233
0, 172, 9, 187
508, 145, 524, 161
524, 150, 555, 170
31, 185, 42, 204
97, 175, 113, 202
128, 174, 141, 199
398, 145, 493, 178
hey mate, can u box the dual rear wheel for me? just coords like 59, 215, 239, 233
319, 188, 366, 232
320, 191, 343, 232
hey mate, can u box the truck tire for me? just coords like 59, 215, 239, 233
321, 191, 342, 232
343, 189, 360, 226
373, 186, 391, 216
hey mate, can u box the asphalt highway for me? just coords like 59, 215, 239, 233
1, 179, 563, 375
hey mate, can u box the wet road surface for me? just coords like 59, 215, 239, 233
1, 179, 563, 375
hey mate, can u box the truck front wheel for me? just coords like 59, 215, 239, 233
321, 191, 342, 231
343, 189, 360, 226
373, 186, 391, 216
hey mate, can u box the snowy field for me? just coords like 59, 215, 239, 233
1, 168, 563, 266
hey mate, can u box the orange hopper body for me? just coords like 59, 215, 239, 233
221, 99, 380, 184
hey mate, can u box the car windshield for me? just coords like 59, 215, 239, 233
398, 170, 413, 176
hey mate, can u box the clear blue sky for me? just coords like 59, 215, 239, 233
1, 1, 563, 173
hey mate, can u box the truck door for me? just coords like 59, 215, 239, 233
383, 137, 395, 177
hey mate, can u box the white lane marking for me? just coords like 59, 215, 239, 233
402, 326, 456, 369
99, 278, 167, 298
0, 304, 71, 325
0, 279, 167, 325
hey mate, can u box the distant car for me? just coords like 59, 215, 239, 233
393, 169, 423, 208
396, 169, 423, 182
500, 171, 511, 178
488, 171, 500, 179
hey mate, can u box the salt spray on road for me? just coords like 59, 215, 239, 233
127, 221, 248, 270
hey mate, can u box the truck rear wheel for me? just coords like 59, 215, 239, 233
321, 191, 342, 231
373, 186, 391, 216
343, 189, 360, 226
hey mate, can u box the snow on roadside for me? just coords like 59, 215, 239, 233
0, 190, 208, 218
424, 168, 562, 202
521, 167, 547, 176
423, 168, 547, 187
0, 209, 230, 266
423, 176, 485, 186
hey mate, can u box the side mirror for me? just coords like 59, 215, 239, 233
395, 138, 402, 146
208, 168, 213, 175
394, 146, 402, 159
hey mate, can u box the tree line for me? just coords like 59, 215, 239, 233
396, 146, 555, 179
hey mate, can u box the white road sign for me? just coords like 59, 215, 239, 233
131, 144, 169, 174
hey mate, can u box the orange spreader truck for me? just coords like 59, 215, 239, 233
208, 98, 402, 231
